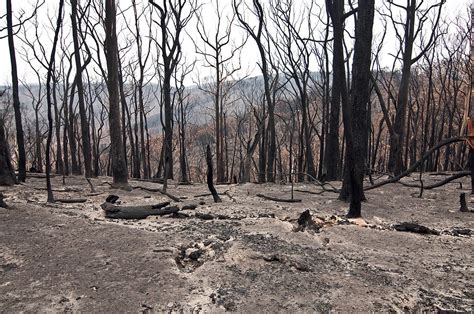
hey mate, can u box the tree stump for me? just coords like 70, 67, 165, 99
460, 193, 469, 212
206, 145, 222, 203
0, 193, 8, 208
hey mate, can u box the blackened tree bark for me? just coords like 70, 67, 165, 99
68, 82, 81, 175
105, 0, 129, 188
470, 4, 474, 194
6, 0, 26, 182
341, 0, 374, 218
45, 0, 65, 202
206, 144, 222, 203
324, 0, 347, 181
71, 0, 93, 178
0, 116, 16, 186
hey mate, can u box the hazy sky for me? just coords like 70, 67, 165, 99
0, 0, 469, 86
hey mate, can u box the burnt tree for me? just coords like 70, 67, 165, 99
105, 0, 130, 189
6, 0, 27, 182
341, 0, 375, 217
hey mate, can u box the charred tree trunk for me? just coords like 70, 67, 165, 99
206, 145, 222, 203
45, 0, 65, 202
71, 0, 93, 178
6, 0, 26, 182
324, 0, 346, 181
34, 107, 43, 173
105, 0, 129, 189
52, 75, 64, 175
341, 0, 374, 218
68, 82, 80, 175
0, 117, 16, 186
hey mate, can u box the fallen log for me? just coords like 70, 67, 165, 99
34, 187, 81, 192
397, 171, 470, 191
366, 137, 464, 191
133, 186, 182, 202
256, 193, 302, 203
294, 189, 325, 195
418, 171, 470, 190
195, 212, 215, 220
193, 190, 228, 198
55, 198, 88, 203
194, 212, 240, 220
181, 204, 197, 210
392, 222, 440, 235
101, 201, 177, 219
131, 177, 164, 184
290, 172, 340, 193
86, 192, 103, 197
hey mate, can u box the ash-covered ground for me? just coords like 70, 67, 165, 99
0, 174, 472, 312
